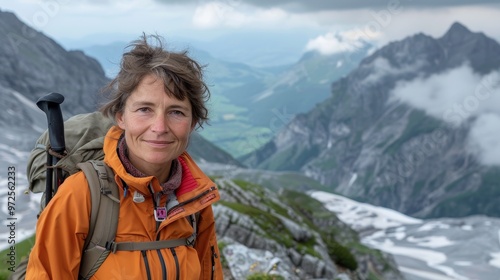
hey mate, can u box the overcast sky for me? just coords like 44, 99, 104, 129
2, 0, 500, 57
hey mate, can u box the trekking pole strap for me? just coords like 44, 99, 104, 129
108, 238, 190, 253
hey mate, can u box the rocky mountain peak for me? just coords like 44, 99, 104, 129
355, 21, 500, 78
360, 32, 438, 70
440, 21, 474, 44
438, 21, 500, 73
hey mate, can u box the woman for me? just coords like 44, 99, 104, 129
26, 34, 223, 279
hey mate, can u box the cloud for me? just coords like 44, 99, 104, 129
192, 2, 231, 28
192, 2, 288, 29
6, 0, 500, 52
165, 1, 500, 51
305, 30, 370, 55
364, 57, 426, 85
467, 113, 500, 166
156, 0, 500, 12
192, 2, 243, 28
391, 65, 500, 125
390, 65, 500, 165
391, 65, 481, 122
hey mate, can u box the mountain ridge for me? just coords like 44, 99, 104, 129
243, 21, 500, 219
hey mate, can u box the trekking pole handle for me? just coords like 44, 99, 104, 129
37, 92, 66, 153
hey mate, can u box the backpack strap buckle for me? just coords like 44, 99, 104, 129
186, 234, 196, 247
89, 161, 112, 195
106, 241, 119, 254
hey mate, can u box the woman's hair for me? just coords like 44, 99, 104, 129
100, 33, 210, 128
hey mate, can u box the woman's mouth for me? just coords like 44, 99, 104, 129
145, 140, 173, 147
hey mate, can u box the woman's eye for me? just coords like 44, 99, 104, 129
171, 110, 184, 116
138, 107, 150, 113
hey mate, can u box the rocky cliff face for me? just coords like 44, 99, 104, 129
211, 175, 403, 279
0, 10, 108, 116
0, 9, 110, 155
243, 22, 500, 219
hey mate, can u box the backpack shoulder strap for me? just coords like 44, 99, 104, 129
77, 160, 120, 280
187, 211, 201, 246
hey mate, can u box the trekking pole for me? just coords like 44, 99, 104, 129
36, 92, 66, 206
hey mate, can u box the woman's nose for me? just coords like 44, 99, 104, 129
151, 114, 168, 133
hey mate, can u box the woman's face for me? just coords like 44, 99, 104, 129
116, 74, 194, 178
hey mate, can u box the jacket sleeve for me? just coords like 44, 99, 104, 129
195, 205, 223, 280
26, 172, 91, 280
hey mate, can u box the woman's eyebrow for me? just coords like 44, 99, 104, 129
167, 104, 190, 110
130, 101, 190, 110
130, 101, 156, 107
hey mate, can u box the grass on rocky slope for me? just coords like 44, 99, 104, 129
383, 109, 442, 155
0, 235, 35, 279
429, 167, 500, 218
221, 179, 368, 271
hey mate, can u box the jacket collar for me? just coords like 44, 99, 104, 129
103, 126, 214, 200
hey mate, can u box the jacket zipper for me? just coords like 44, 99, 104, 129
167, 186, 216, 216
156, 249, 168, 280
141, 250, 152, 280
149, 183, 168, 279
170, 248, 180, 280
147, 184, 162, 231
211, 245, 218, 280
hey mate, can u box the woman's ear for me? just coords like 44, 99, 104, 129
116, 112, 125, 129
191, 119, 197, 131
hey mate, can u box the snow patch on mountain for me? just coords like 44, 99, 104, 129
10, 89, 42, 113
310, 190, 421, 231
310, 190, 500, 280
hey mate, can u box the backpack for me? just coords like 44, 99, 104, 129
9, 112, 198, 280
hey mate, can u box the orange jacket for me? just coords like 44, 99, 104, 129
26, 126, 223, 279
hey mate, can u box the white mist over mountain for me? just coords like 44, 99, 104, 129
363, 57, 427, 84
389, 65, 500, 165
390, 65, 500, 123
467, 113, 500, 166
